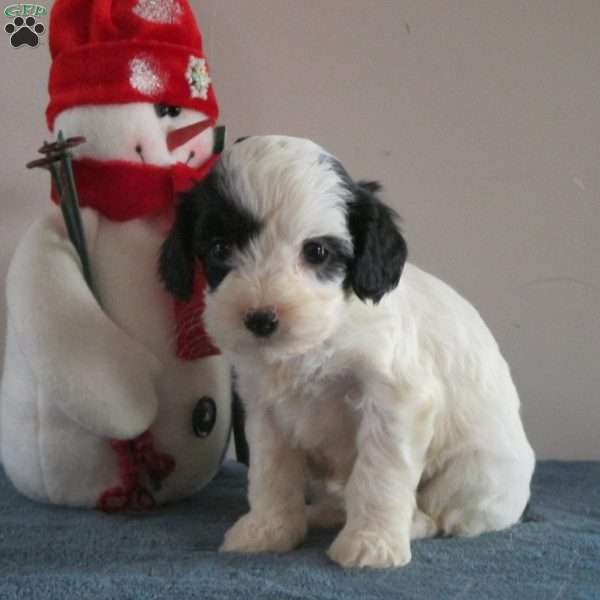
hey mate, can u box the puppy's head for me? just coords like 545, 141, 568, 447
160, 136, 407, 361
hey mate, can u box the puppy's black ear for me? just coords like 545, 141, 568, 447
346, 181, 408, 303
159, 195, 198, 300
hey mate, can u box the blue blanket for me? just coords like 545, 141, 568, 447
1, 461, 599, 599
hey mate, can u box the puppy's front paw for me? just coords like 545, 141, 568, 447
220, 511, 307, 553
328, 526, 411, 568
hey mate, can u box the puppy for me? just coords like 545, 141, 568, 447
160, 135, 535, 568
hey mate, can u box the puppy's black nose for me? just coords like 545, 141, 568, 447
244, 308, 278, 337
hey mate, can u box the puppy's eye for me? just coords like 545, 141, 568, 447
155, 104, 182, 118
208, 241, 233, 263
303, 241, 330, 266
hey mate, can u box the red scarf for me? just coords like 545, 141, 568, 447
51, 156, 220, 511
51, 156, 220, 361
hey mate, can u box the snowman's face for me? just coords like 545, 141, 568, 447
53, 103, 215, 169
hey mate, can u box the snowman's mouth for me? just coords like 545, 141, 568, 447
135, 145, 196, 166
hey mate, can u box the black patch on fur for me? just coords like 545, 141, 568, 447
321, 156, 407, 302
326, 156, 356, 194
159, 169, 261, 299
193, 174, 262, 291
234, 136, 250, 144
159, 195, 198, 300
345, 182, 408, 303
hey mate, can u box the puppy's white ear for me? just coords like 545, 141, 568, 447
346, 182, 407, 303
159, 195, 197, 300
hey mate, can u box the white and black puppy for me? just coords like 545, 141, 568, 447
160, 135, 535, 569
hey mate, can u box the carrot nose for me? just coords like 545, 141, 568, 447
166, 119, 214, 152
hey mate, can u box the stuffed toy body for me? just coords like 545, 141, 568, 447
0, 0, 231, 509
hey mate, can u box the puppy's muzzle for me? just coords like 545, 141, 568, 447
244, 308, 279, 338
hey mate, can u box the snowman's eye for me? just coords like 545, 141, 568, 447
155, 104, 169, 118
154, 104, 182, 118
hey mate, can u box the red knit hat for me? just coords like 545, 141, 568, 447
46, 0, 219, 130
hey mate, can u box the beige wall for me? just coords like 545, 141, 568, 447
1, 1, 599, 459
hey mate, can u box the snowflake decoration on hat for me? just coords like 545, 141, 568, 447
132, 0, 183, 25
186, 56, 211, 100
129, 56, 165, 97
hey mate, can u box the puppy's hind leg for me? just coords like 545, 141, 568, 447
418, 447, 534, 538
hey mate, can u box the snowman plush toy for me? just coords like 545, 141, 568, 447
0, 0, 233, 510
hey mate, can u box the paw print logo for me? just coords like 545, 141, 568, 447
5, 16, 45, 48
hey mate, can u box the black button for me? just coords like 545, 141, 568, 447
192, 397, 217, 438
